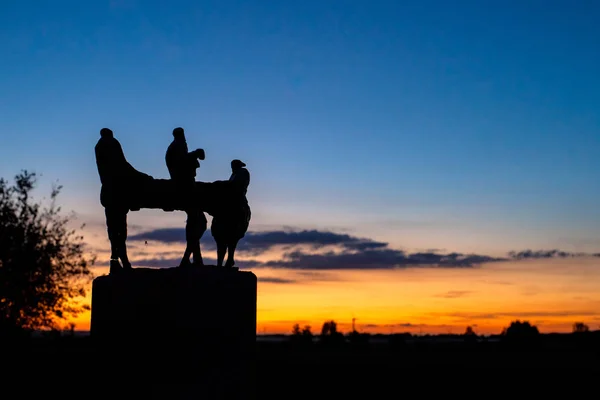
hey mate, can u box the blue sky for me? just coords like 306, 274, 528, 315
1, 0, 599, 255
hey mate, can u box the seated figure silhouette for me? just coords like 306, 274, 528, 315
165, 127, 207, 267
95, 128, 152, 274
211, 159, 251, 268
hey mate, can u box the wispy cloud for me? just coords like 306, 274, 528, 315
129, 228, 388, 252
258, 277, 297, 284
129, 228, 506, 269
434, 290, 472, 299
508, 249, 600, 259
124, 227, 600, 278
428, 310, 599, 321
129, 228, 188, 244
263, 249, 503, 270
364, 323, 417, 328
362, 322, 456, 331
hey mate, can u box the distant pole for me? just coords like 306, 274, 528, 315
352, 317, 356, 332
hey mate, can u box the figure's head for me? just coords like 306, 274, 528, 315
173, 127, 185, 140
231, 159, 246, 171
100, 128, 113, 138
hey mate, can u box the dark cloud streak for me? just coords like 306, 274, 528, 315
126, 228, 600, 273
258, 277, 297, 284
434, 290, 472, 299
508, 249, 600, 259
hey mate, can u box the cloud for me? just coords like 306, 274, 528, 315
258, 277, 297, 284
129, 228, 188, 244
119, 256, 186, 269
362, 323, 456, 331
264, 249, 504, 270
129, 228, 506, 268
429, 310, 599, 321
434, 290, 472, 299
125, 227, 600, 273
364, 323, 417, 328
293, 271, 345, 282
507, 249, 600, 259
129, 228, 387, 252
479, 280, 514, 286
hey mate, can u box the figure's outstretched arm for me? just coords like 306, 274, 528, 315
129, 178, 248, 215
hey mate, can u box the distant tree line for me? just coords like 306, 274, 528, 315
289, 319, 597, 347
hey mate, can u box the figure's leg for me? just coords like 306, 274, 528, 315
225, 207, 248, 268
105, 208, 118, 260
105, 208, 123, 274
192, 212, 207, 266
225, 238, 240, 268
180, 211, 193, 267
181, 209, 206, 266
216, 238, 227, 267
180, 247, 192, 267
211, 216, 227, 266
117, 207, 132, 269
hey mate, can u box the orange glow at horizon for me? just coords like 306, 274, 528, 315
70, 258, 600, 336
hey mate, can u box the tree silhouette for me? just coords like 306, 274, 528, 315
0, 171, 94, 335
464, 326, 476, 336
290, 323, 313, 345
301, 325, 313, 339
572, 322, 589, 333
321, 320, 338, 337
463, 325, 478, 344
292, 323, 301, 336
320, 320, 344, 345
501, 320, 540, 348
502, 320, 539, 337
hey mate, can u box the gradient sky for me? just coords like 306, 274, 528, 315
2, 0, 600, 334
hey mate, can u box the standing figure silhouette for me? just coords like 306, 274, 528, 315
95, 128, 136, 274
211, 159, 251, 268
165, 127, 207, 267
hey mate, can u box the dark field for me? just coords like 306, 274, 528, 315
5, 333, 600, 398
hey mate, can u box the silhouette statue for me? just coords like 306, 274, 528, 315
92, 130, 257, 397
95, 127, 252, 273
165, 127, 207, 267
94, 128, 152, 274
211, 159, 251, 267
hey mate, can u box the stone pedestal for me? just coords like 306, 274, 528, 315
90, 266, 257, 398
91, 265, 256, 342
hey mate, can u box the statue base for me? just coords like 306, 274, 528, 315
90, 266, 257, 397
91, 265, 256, 344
